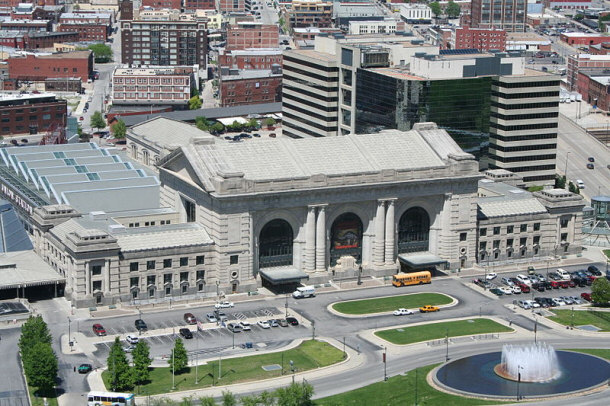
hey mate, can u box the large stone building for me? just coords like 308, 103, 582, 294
471, 0, 526, 33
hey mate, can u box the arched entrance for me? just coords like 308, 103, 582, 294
330, 212, 363, 266
398, 207, 430, 253
259, 219, 294, 268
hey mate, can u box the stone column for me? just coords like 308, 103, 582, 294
304, 206, 316, 271
385, 199, 396, 265
315, 205, 326, 271
85, 261, 91, 296
374, 200, 386, 265
104, 259, 111, 294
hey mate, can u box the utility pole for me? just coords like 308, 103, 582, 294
312, 320, 315, 340
383, 347, 387, 381
290, 360, 295, 384
67, 316, 71, 351
219, 352, 222, 380
445, 328, 449, 362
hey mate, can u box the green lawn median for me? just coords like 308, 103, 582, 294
28, 386, 58, 406
332, 293, 453, 315
375, 318, 513, 345
548, 309, 610, 331
102, 340, 344, 396
565, 348, 610, 360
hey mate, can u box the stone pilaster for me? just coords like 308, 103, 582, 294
315, 205, 326, 271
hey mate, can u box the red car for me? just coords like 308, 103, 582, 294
517, 283, 530, 293
183, 313, 197, 325
559, 280, 570, 289
92, 323, 106, 336
550, 280, 560, 289
581, 292, 592, 302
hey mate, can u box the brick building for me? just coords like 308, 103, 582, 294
567, 54, 610, 91
8, 50, 94, 82
184, 0, 215, 11
220, 67, 282, 107
471, 0, 525, 32
219, 48, 282, 70
588, 42, 610, 55
0, 93, 67, 136
0, 19, 52, 32
141, 0, 182, 9
288, 0, 332, 29
121, 19, 207, 67
226, 22, 279, 51
218, 0, 245, 13
576, 70, 610, 111
58, 12, 112, 26
560, 32, 610, 46
57, 23, 109, 41
112, 66, 195, 106
119, 0, 133, 20
452, 27, 507, 52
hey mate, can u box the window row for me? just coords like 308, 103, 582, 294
480, 222, 540, 236
128, 255, 205, 272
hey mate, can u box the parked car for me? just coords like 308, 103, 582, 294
490, 287, 504, 296
560, 296, 574, 305
588, 156, 595, 162
534, 297, 549, 308
78, 363, 93, 374
179, 328, 193, 339
548, 272, 561, 281
125, 335, 139, 345
516, 274, 532, 286
511, 285, 522, 294
486, 272, 498, 280
527, 266, 536, 275
268, 319, 279, 327
569, 296, 582, 304
206, 313, 218, 323
184, 313, 197, 325
535, 274, 546, 282
588, 265, 602, 276
227, 323, 243, 333
559, 280, 570, 289
499, 286, 513, 295
501, 277, 514, 287
525, 300, 540, 308
580, 292, 592, 302
587, 163, 594, 169
92, 324, 106, 336
239, 321, 252, 331
123, 345, 135, 353
419, 305, 440, 313
517, 283, 530, 293
286, 317, 299, 326
393, 308, 414, 316
278, 319, 289, 327
134, 319, 147, 332
257, 320, 271, 329
215, 301, 234, 309
552, 297, 566, 306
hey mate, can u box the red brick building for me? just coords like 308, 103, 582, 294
141, 0, 182, 9
220, 68, 282, 107
588, 42, 610, 55
0, 19, 52, 31
0, 93, 67, 136
567, 53, 610, 91
0, 31, 80, 50
218, 0, 245, 13
560, 33, 610, 46
453, 27, 507, 51
219, 49, 282, 70
57, 23, 108, 41
226, 23, 279, 51
184, 0, 215, 11
8, 50, 94, 82
576, 70, 610, 111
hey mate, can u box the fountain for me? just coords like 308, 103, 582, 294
494, 343, 560, 382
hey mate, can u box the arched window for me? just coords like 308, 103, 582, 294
259, 219, 293, 268
398, 207, 430, 253
330, 213, 363, 266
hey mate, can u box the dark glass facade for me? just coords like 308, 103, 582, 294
355, 69, 492, 162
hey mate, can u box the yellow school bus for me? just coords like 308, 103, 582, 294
392, 271, 431, 287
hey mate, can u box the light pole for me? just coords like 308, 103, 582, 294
357, 264, 362, 285
285, 293, 288, 318
383, 346, 387, 381
171, 346, 175, 390
534, 316, 538, 344
311, 320, 315, 340
564, 151, 571, 189
232, 329, 235, 349
485, 251, 490, 290
445, 328, 449, 362
68, 316, 72, 351
290, 360, 295, 384
216, 280, 220, 300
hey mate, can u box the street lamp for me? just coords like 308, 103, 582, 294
445, 328, 449, 362
290, 360, 295, 384
382, 346, 387, 381
68, 316, 72, 351
564, 151, 571, 189
285, 293, 288, 318
216, 280, 220, 299
357, 264, 362, 285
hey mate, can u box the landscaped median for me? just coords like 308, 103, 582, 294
548, 309, 610, 332
331, 293, 454, 316
374, 318, 514, 345
101, 340, 344, 395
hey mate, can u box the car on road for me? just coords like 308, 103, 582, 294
527, 266, 536, 275
393, 308, 414, 316
78, 363, 93, 374
206, 313, 218, 323
257, 320, 271, 329
183, 313, 197, 325
125, 335, 139, 345
215, 301, 234, 309
419, 305, 440, 313
268, 319, 279, 327
587, 163, 594, 169
486, 272, 497, 280
278, 319, 289, 327
588, 156, 595, 162
286, 317, 299, 326
239, 321, 251, 331
79, 116, 84, 121
179, 328, 193, 339
135, 319, 147, 332
92, 323, 106, 336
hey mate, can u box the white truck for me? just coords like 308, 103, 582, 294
292, 286, 315, 298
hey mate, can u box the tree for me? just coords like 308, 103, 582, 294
264, 117, 276, 128
247, 118, 259, 130
257, 391, 275, 406
445, 1, 461, 18
112, 119, 127, 139
240, 395, 260, 406
107, 337, 134, 391
195, 116, 211, 131
591, 277, 610, 305
210, 122, 225, 134
90, 111, 106, 131
168, 338, 188, 373
132, 341, 152, 385
88, 43, 113, 63
23, 342, 58, 392
198, 397, 217, 406
189, 95, 202, 110
555, 174, 566, 189
274, 382, 314, 406
221, 391, 236, 406
574, 13, 584, 21
429, 1, 442, 17
599, 14, 610, 31
19, 316, 51, 355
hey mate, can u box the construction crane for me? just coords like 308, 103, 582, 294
39, 121, 67, 145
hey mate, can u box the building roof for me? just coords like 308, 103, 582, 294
221, 69, 281, 80
116, 223, 213, 252
11, 50, 91, 59
114, 67, 194, 76
0, 250, 64, 290
128, 117, 211, 150
477, 179, 548, 218
0, 200, 33, 253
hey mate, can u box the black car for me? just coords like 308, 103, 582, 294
588, 157, 595, 162
285, 317, 299, 326
179, 328, 193, 339
78, 363, 93, 374
135, 319, 147, 332
588, 265, 602, 276
587, 163, 595, 170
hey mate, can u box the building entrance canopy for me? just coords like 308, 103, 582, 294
258, 266, 309, 285
398, 252, 447, 269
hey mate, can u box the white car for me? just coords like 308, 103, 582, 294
215, 301, 234, 309
239, 321, 251, 331
511, 286, 522, 294
393, 308, 414, 316
517, 300, 531, 309
486, 272, 498, 280
257, 320, 270, 329
516, 274, 532, 286
501, 277, 514, 287
499, 286, 513, 295
125, 335, 139, 345
552, 298, 566, 306
525, 300, 540, 308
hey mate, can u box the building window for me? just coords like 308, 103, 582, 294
147, 275, 155, 286
130, 277, 139, 287
520, 224, 527, 232
230, 255, 238, 265
182, 197, 196, 222
533, 222, 540, 231
561, 233, 568, 242
493, 240, 500, 249
507, 238, 513, 247
493, 227, 500, 235
180, 257, 188, 267
198, 282, 204, 292
479, 241, 487, 251
92, 281, 102, 291
479, 228, 487, 236
533, 236, 540, 245
130, 262, 139, 272
147, 260, 155, 270
91, 265, 102, 275
180, 271, 189, 282
196, 255, 205, 265
164, 274, 172, 284
163, 258, 172, 268
507, 225, 514, 234
520, 237, 527, 246
459, 232, 467, 241
560, 218, 569, 228
196, 270, 205, 280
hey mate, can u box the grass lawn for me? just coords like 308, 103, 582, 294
565, 348, 610, 360
603, 249, 610, 259
375, 318, 513, 345
315, 364, 507, 406
103, 340, 344, 395
548, 309, 610, 331
332, 293, 453, 315
28, 386, 58, 406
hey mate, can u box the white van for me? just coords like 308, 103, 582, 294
556, 268, 571, 281
292, 285, 315, 298
576, 179, 585, 189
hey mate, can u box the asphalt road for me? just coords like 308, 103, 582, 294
0, 328, 28, 406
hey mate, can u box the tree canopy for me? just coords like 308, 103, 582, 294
445, 1, 461, 18
168, 338, 188, 373
112, 119, 127, 139
90, 111, 106, 130
591, 277, 610, 305
429, 2, 442, 17
189, 95, 202, 110
107, 337, 134, 391
88, 43, 113, 63
132, 341, 152, 385
19, 316, 57, 395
